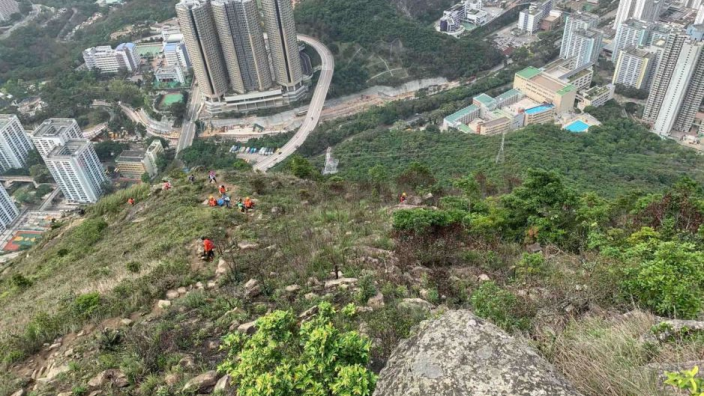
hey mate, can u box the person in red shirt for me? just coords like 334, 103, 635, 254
219, 185, 226, 195
201, 236, 215, 261
128, 197, 135, 205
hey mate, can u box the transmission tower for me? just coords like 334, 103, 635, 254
495, 130, 506, 164
323, 147, 339, 175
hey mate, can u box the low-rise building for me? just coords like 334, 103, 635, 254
513, 66, 577, 114
145, 140, 164, 176
164, 42, 191, 70
83, 43, 140, 74
578, 84, 615, 110
155, 65, 186, 85
116, 150, 150, 178
523, 104, 556, 125
542, 58, 594, 90
442, 105, 481, 130
466, 8, 488, 25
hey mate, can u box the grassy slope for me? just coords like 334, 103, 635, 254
321, 121, 704, 197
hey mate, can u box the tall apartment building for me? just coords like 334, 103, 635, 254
644, 34, 704, 135
44, 140, 107, 203
612, 47, 656, 89
30, 118, 82, 157
518, 5, 543, 33
0, 184, 19, 231
560, 12, 603, 68
0, 0, 19, 21
212, 0, 273, 93
0, 115, 33, 172
613, 19, 653, 57
261, 0, 303, 89
177, 0, 230, 99
614, 0, 661, 28
83, 44, 140, 74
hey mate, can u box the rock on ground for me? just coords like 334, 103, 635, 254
373, 310, 582, 396
182, 370, 219, 393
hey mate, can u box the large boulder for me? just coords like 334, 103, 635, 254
373, 310, 582, 396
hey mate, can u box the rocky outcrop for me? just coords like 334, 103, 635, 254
182, 370, 219, 393
373, 310, 582, 396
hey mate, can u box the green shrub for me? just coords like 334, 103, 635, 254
125, 261, 141, 273
218, 302, 376, 396
470, 281, 530, 332
665, 366, 704, 396
622, 242, 704, 318
356, 271, 377, 304
88, 184, 150, 217
10, 273, 32, 289
515, 253, 545, 279
392, 208, 464, 234
72, 292, 101, 319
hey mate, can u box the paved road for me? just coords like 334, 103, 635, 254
177, 83, 201, 153
252, 34, 334, 171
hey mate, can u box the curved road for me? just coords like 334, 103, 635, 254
254, 34, 334, 171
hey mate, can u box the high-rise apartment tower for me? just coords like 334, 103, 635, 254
0, 115, 34, 172
261, 0, 303, 89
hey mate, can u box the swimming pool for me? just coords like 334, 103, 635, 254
524, 104, 554, 115
564, 120, 590, 133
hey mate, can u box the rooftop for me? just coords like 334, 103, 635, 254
556, 84, 576, 96
47, 139, 90, 158
445, 104, 479, 123
116, 150, 146, 163
147, 140, 164, 152
0, 114, 19, 129
516, 66, 542, 80
32, 119, 78, 138
495, 89, 523, 102
533, 74, 565, 91
474, 93, 496, 107
582, 85, 611, 99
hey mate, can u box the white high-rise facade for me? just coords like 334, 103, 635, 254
560, 12, 603, 68
0, 0, 19, 21
0, 114, 33, 172
614, 0, 661, 28
0, 184, 19, 231
261, 0, 303, 89
613, 19, 653, 58
518, 5, 542, 33
644, 34, 704, 135
30, 118, 82, 157
612, 47, 656, 89
44, 139, 107, 203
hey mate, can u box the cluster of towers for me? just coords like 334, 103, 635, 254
176, 0, 304, 104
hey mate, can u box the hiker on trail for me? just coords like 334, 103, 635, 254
244, 196, 254, 212
209, 171, 217, 184
219, 185, 226, 195
128, 197, 135, 205
237, 198, 245, 212
224, 195, 231, 208
188, 174, 195, 183
163, 181, 172, 190
201, 236, 215, 261
208, 195, 217, 207
400, 192, 407, 204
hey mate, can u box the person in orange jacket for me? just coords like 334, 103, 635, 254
128, 197, 135, 205
208, 195, 217, 207
201, 236, 215, 261
244, 196, 254, 211
219, 185, 226, 195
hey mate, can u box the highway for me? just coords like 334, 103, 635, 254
254, 34, 334, 171
177, 83, 201, 153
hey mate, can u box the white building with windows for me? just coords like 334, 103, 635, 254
0, 184, 19, 231
155, 65, 186, 84
44, 139, 107, 203
560, 12, 602, 68
163, 42, 191, 70
30, 118, 82, 157
518, 5, 543, 33
613, 47, 656, 89
83, 43, 140, 74
0, 114, 34, 172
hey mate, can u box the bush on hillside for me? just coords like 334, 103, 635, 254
219, 302, 376, 396
470, 281, 530, 332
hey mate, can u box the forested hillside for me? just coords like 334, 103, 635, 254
315, 120, 704, 197
294, 0, 503, 96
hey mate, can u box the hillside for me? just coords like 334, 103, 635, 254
2, 168, 704, 395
